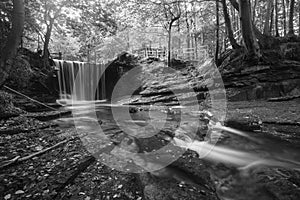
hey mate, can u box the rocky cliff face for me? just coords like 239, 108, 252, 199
115, 58, 214, 106
114, 53, 300, 104
221, 60, 300, 101
219, 45, 300, 101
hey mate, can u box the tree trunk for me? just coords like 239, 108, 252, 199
288, 0, 295, 35
0, 0, 25, 87
43, 18, 54, 69
222, 0, 240, 49
239, 0, 261, 57
193, 3, 198, 60
299, 2, 300, 35
168, 30, 172, 66
270, 3, 275, 35
167, 16, 180, 67
184, 3, 190, 50
215, 0, 220, 64
275, 0, 280, 36
264, 0, 274, 35
230, 5, 236, 31
230, 0, 279, 49
252, 0, 258, 23
283, 0, 287, 35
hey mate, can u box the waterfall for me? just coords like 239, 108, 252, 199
54, 60, 106, 102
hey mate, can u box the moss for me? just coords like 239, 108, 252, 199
0, 91, 24, 117
7, 55, 33, 88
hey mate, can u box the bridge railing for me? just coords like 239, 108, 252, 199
134, 45, 209, 62
137, 48, 167, 59
173, 46, 209, 61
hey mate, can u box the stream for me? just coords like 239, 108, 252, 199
54, 100, 300, 200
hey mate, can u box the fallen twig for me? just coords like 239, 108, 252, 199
4, 86, 58, 111
268, 95, 300, 102
0, 139, 72, 170
263, 120, 300, 126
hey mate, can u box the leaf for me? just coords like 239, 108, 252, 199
4, 194, 11, 200
15, 190, 25, 194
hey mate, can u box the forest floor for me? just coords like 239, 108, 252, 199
0, 96, 300, 200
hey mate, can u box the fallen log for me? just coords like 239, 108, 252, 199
0, 139, 72, 170
54, 155, 96, 197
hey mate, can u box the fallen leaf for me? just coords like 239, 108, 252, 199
15, 190, 25, 194
4, 194, 11, 200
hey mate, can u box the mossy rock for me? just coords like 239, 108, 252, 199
0, 91, 25, 119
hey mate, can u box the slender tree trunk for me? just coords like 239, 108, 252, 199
167, 16, 180, 67
184, 3, 190, 49
0, 0, 25, 87
270, 3, 275, 35
264, 0, 274, 35
177, 21, 181, 50
236, 8, 240, 31
275, 0, 280, 36
252, 0, 258, 23
222, 0, 240, 49
231, 5, 236, 31
239, 0, 261, 57
299, 2, 300, 35
193, 3, 198, 60
201, 32, 205, 45
168, 30, 172, 66
283, 0, 287, 35
215, 0, 220, 64
229, 0, 241, 32
43, 19, 54, 69
288, 0, 295, 35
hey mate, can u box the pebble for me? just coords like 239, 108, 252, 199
15, 190, 25, 194
4, 194, 11, 200
117, 184, 123, 189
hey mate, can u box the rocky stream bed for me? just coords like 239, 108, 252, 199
0, 98, 299, 200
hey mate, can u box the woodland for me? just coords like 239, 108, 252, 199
0, 0, 300, 200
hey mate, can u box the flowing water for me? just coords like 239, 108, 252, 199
53, 60, 106, 101
54, 101, 300, 199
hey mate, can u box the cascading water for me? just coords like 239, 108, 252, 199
54, 60, 106, 102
